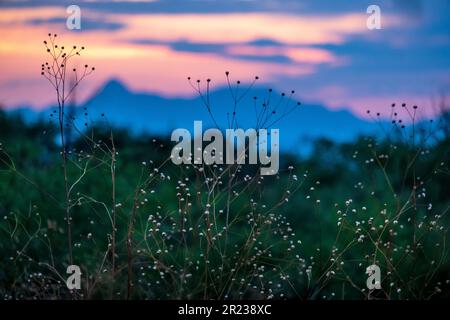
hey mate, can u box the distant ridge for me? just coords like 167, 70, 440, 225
7, 79, 378, 154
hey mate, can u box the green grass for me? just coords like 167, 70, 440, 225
0, 110, 448, 300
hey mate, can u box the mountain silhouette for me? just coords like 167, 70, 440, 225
10, 79, 378, 155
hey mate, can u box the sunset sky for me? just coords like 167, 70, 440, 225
0, 0, 449, 119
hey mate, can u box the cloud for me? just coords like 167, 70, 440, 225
27, 17, 125, 31
131, 39, 338, 65
118, 13, 374, 45
0, 6, 126, 31
0, 0, 423, 16
391, 0, 423, 18
0, 1, 449, 121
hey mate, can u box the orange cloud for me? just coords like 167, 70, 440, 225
0, 6, 402, 112
119, 13, 370, 45
226, 45, 338, 64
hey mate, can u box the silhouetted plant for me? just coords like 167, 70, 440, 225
41, 33, 95, 264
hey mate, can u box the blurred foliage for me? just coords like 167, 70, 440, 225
0, 109, 449, 300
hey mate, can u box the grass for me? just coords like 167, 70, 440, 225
0, 35, 448, 300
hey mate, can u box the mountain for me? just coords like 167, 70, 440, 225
8, 79, 378, 155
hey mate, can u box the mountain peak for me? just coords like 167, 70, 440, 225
99, 79, 129, 96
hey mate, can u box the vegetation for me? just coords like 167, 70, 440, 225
0, 35, 448, 300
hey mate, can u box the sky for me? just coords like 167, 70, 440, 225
0, 0, 449, 119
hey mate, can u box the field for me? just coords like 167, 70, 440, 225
0, 35, 449, 300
